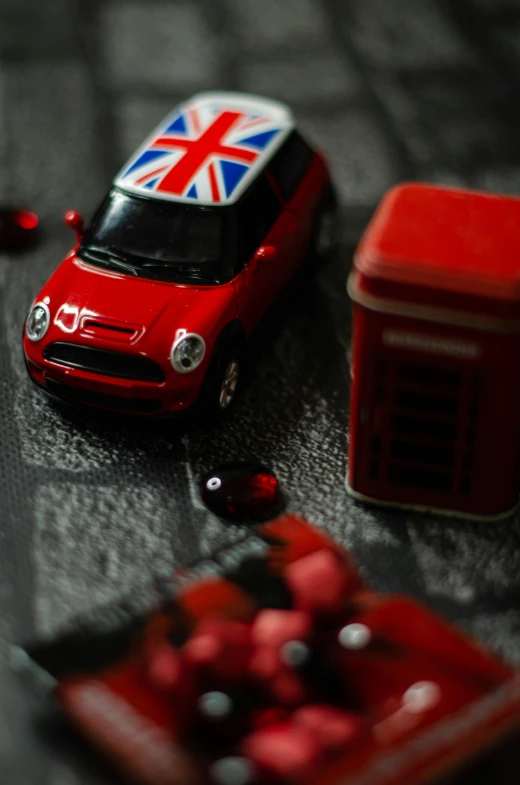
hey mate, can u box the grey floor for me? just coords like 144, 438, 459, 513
1, 1, 520, 782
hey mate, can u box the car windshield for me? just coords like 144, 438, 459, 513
79, 189, 228, 284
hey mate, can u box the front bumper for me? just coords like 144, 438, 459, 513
23, 349, 202, 418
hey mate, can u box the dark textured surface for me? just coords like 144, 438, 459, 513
1, 1, 520, 782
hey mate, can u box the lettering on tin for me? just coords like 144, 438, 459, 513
383, 330, 479, 359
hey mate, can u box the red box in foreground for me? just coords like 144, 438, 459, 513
347, 183, 520, 518
26, 515, 520, 785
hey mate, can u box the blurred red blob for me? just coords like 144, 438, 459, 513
15, 210, 39, 230
0, 207, 40, 250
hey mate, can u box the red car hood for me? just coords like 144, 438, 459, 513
40, 255, 236, 347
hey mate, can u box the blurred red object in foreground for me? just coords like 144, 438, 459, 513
0, 207, 39, 250
24, 514, 520, 785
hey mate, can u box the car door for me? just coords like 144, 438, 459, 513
233, 174, 299, 333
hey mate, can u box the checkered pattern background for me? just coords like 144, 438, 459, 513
1, 1, 520, 782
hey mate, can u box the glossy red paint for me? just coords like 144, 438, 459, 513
23, 142, 330, 417
64, 210, 84, 243
27, 515, 520, 785
347, 183, 520, 519
24, 251, 240, 412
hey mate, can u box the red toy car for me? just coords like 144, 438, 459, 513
24, 515, 520, 785
23, 92, 334, 417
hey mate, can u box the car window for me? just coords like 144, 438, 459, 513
237, 175, 282, 269
269, 132, 314, 202
80, 189, 232, 284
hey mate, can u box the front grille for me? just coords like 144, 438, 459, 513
44, 342, 165, 382
45, 378, 163, 414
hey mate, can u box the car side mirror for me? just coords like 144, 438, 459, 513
64, 210, 85, 244
254, 245, 278, 264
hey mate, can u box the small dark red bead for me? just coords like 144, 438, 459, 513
241, 722, 321, 780
0, 207, 40, 251
201, 463, 280, 522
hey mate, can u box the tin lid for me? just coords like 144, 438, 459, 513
354, 184, 520, 314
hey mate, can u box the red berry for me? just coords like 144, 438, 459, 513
145, 641, 198, 711
293, 704, 366, 750
146, 642, 185, 692
285, 549, 354, 614
251, 610, 312, 648
249, 646, 308, 706
241, 722, 321, 780
184, 617, 252, 683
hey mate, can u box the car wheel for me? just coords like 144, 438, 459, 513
218, 357, 240, 410
313, 187, 339, 261
199, 338, 244, 420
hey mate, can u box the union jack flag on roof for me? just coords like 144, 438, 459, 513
115, 92, 295, 206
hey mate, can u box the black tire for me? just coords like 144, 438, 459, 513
311, 186, 339, 262
197, 331, 245, 420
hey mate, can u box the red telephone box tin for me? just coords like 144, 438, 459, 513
347, 183, 520, 519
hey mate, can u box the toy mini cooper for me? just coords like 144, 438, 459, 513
23, 92, 335, 417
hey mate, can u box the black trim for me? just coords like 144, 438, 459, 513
268, 130, 314, 202
43, 342, 165, 382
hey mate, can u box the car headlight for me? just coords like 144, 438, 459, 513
170, 333, 206, 373
26, 302, 50, 342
